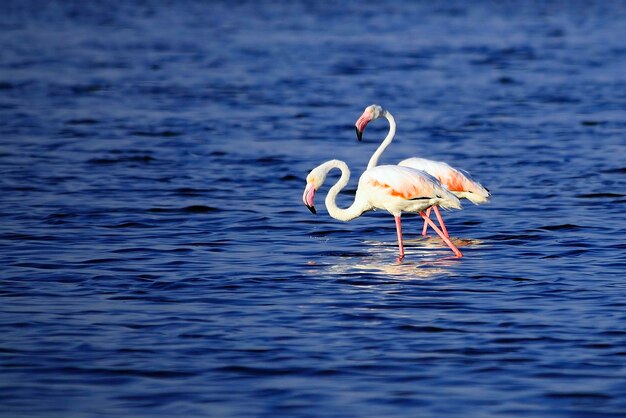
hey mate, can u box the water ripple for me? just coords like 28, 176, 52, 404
1, 1, 625, 417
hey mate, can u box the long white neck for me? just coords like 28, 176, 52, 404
366, 111, 396, 170
322, 160, 369, 222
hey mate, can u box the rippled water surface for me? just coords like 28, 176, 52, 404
1, 1, 626, 416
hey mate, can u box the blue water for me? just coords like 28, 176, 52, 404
1, 1, 626, 416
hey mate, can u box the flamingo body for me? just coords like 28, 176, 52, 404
355, 104, 489, 238
361, 165, 460, 215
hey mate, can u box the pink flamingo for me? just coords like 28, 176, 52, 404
355, 104, 490, 237
302, 159, 463, 260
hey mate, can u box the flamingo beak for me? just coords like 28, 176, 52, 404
302, 182, 316, 214
355, 126, 363, 141
355, 112, 371, 141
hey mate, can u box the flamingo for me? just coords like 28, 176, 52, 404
355, 104, 490, 237
302, 159, 463, 260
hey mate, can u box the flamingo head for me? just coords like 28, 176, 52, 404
355, 104, 385, 141
302, 164, 331, 214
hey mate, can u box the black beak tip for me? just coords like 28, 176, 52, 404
307, 205, 317, 214
355, 126, 362, 141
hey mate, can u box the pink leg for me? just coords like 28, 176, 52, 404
432, 206, 449, 238
420, 211, 463, 258
421, 207, 431, 236
394, 215, 404, 260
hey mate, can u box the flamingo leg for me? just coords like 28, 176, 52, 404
432, 206, 449, 238
394, 215, 404, 260
420, 211, 463, 258
421, 207, 432, 236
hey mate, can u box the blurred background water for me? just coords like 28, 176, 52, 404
1, 1, 625, 416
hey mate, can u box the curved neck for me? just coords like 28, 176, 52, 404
323, 160, 368, 221
366, 111, 396, 170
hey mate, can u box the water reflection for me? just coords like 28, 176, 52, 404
305, 236, 482, 278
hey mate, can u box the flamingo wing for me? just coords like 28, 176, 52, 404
399, 157, 490, 203
361, 165, 452, 201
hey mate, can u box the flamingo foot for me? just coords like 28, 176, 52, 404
420, 211, 463, 258
421, 207, 431, 236
395, 215, 405, 260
